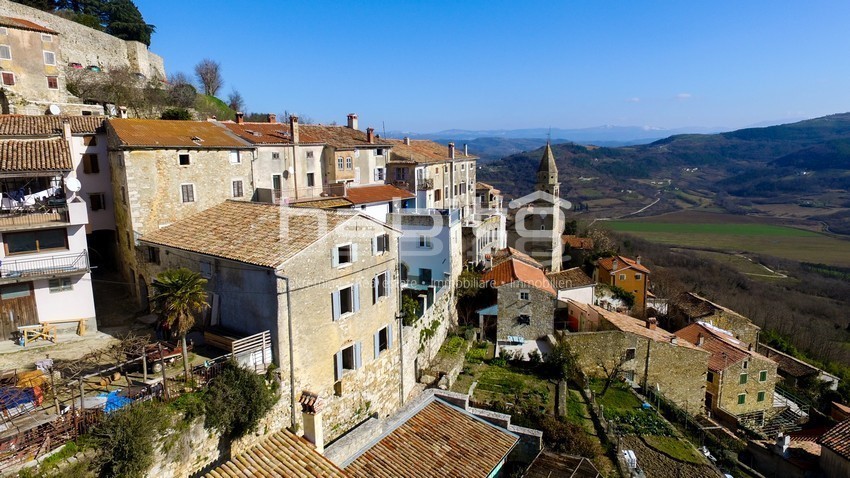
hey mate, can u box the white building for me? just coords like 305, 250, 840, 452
547, 267, 596, 304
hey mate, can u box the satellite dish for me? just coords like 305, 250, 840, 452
287, 167, 294, 175
65, 178, 82, 192
47, 104, 61, 115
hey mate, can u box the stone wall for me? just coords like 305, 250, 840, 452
714, 355, 778, 416
401, 285, 455, 399
496, 282, 557, 341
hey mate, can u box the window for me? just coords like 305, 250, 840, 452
232, 180, 244, 198
376, 148, 384, 156
84, 136, 97, 147
83, 154, 99, 173
418, 235, 432, 248
737, 394, 746, 405
444, 186, 449, 198
229, 150, 240, 164
395, 167, 407, 180
272, 174, 282, 191
461, 163, 465, 171
0, 45, 10, 60
43, 50, 55, 65
739, 373, 748, 385
624, 348, 636, 361
373, 233, 389, 255
41, 34, 52, 42
89, 193, 105, 211
346, 157, 352, 169
178, 153, 190, 165
759, 370, 768, 382
1, 72, 13, 85
707, 371, 715, 383
5, 229, 67, 255
199, 261, 213, 279
517, 314, 531, 325
306, 151, 314, 159
146, 246, 160, 265
619, 274, 626, 281
519, 291, 530, 301
120, 186, 127, 203
373, 324, 393, 359
334, 343, 362, 381
181, 184, 195, 203
332, 244, 355, 267
0, 27, 7, 35
634, 273, 642, 280
306, 173, 315, 187
742, 360, 748, 370
0, 283, 30, 300
757, 391, 766, 402
332, 284, 360, 320
434, 189, 441, 201
46, 76, 58, 89
49, 278, 72, 293
373, 271, 390, 303
271, 152, 280, 160
374, 167, 385, 181
337, 157, 344, 170
444, 165, 448, 173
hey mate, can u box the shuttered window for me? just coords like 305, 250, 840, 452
372, 271, 390, 304
374, 324, 393, 359
83, 154, 99, 174
181, 184, 195, 203
331, 284, 360, 320
334, 342, 362, 381
372, 234, 390, 255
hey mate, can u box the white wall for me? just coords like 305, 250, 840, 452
32, 273, 96, 325
557, 285, 595, 305
69, 133, 113, 232
355, 203, 390, 222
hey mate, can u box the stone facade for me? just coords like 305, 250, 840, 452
496, 281, 559, 342
708, 353, 777, 417
561, 330, 709, 415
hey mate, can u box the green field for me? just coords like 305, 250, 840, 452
605, 216, 850, 266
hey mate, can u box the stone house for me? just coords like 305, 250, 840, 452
560, 302, 710, 415
0, 134, 96, 338
482, 257, 563, 344
669, 292, 761, 346
139, 201, 403, 444
386, 208, 462, 294
675, 321, 778, 421
547, 267, 595, 305
819, 418, 850, 478
594, 255, 650, 313
758, 342, 840, 390
475, 181, 502, 210
105, 118, 254, 305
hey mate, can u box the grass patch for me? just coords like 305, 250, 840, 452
439, 335, 467, 356
465, 341, 493, 364
644, 436, 706, 464
590, 380, 642, 411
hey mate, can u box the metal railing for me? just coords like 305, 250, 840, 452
271, 183, 348, 204
0, 250, 89, 279
416, 178, 434, 190
0, 205, 69, 229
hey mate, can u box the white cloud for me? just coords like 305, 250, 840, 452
675, 93, 692, 100
626, 97, 641, 103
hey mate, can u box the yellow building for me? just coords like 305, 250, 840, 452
594, 255, 650, 312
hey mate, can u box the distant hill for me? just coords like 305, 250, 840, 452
478, 113, 850, 228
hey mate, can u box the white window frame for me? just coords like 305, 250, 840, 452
229, 150, 240, 164
43, 50, 55, 66
331, 283, 360, 320
46, 75, 58, 89
48, 277, 72, 293
231, 179, 244, 198
337, 157, 344, 170
758, 369, 768, 382
178, 153, 191, 166
1, 71, 14, 86
634, 273, 642, 280
0, 44, 10, 60
519, 291, 530, 301
372, 233, 390, 255
41, 34, 52, 42
374, 324, 393, 358
619, 274, 627, 281
373, 270, 390, 303
180, 183, 196, 203
418, 235, 432, 249
0, 27, 7, 36
332, 242, 356, 268
346, 157, 353, 170
334, 342, 362, 381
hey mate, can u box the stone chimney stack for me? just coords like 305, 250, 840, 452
347, 113, 358, 130
612, 258, 619, 271
235, 112, 244, 124
636, 255, 642, 264
61, 119, 71, 141
367, 127, 374, 144
268, 113, 277, 123
697, 334, 705, 346
748, 343, 754, 351
646, 317, 657, 330
448, 142, 456, 159
299, 392, 325, 454
403, 137, 410, 145
290, 115, 300, 143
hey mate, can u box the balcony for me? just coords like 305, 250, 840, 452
269, 183, 347, 204
0, 250, 90, 283
416, 178, 434, 191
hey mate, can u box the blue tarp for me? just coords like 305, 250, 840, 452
100, 390, 132, 413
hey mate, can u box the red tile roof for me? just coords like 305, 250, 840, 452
491, 247, 543, 268
203, 429, 346, 477
546, 267, 595, 290
222, 122, 293, 144
0, 115, 105, 136
386, 139, 478, 164
0, 137, 72, 172
300, 125, 391, 148
598, 255, 650, 274
819, 418, 850, 461
0, 16, 56, 34
675, 322, 772, 372
108, 119, 251, 149
345, 399, 517, 478
562, 235, 594, 250
343, 184, 415, 205
483, 258, 556, 295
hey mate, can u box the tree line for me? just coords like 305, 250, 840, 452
14, 0, 155, 46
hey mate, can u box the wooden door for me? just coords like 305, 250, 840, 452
0, 282, 39, 340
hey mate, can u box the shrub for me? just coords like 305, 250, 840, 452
91, 401, 172, 478
170, 391, 205, 422
528, 350, 543, 365
203, 361, 277, 438
160, 107, 192, 120
539, 415, 602, 458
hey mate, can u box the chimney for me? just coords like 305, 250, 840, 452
299, 392, 325, 454
347, 113, 358, 130
775, 434, 791, 455
748, 343, 753, 351
267, 113, 276, 123
403, 136, 410, 145
612, 258, 619, 271
235, 112, 244, 124
646, 317, 657, 330
448, 142, 456, 159
61, 119, 71, 141
697, 334, 705, 346
464, 143, 468, 156
290, 115, 300, 143
636, 255, 642, 264
367, 127, 374, 144
670, 336, 678, 345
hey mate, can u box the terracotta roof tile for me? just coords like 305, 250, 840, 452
299, 125, 390, 148
386, 139, 478, 164
139, 201, 365, 268
345, 399, 517, 478
343, 184, 415, 205
675, 322, 772, 371
819, 418, 850, 461
108, 119, 251, 149
594, 305, 703, 351
0, 16, 56, 34
676, 293, 761, 330
221, 122, 293, 144
546, 267, 595, 290
0, 115, 105, 136
598, 255, 650, 274
203, 429, 346, 478
757, 343, 817, 378
483, 258, 556, 295
289, 197, 353, 209
0, 137, 72, 172
562, 235, 594, 250
491, 247, 543, 268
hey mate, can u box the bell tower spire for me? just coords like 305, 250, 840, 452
536, 142, 559, 198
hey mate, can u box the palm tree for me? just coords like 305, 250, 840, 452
151, 268, 209, 383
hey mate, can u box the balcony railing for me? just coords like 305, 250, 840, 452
0, 205, 69, 229
271, 183, 347, 204
416, 178, 434, 191
0, 250, 90, 280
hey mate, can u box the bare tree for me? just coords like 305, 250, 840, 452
194, 58, 223, 96
598, 350, 629, 396
227, 89, 245, 112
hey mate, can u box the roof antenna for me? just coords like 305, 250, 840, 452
382, 121, 386, 139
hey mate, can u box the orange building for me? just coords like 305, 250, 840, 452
594, 255, 650, 312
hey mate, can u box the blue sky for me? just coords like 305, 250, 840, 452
136, 0, 850, 132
